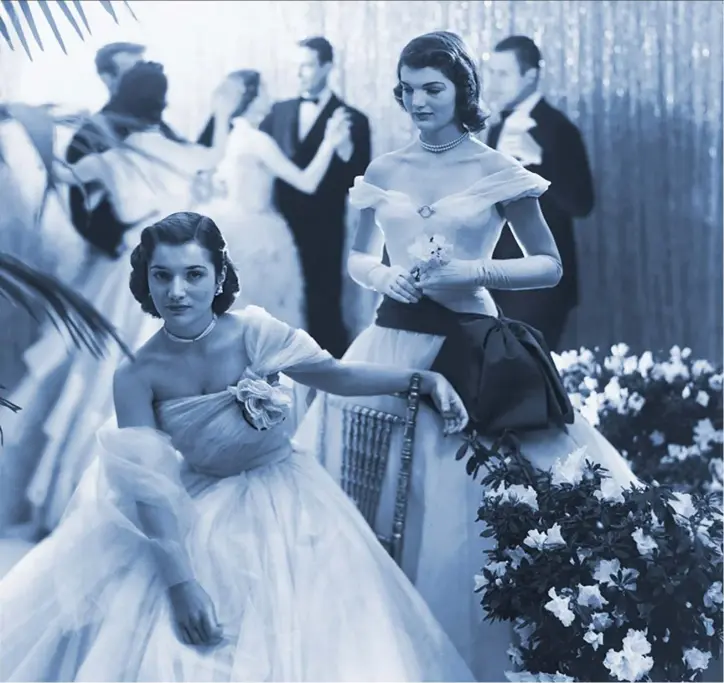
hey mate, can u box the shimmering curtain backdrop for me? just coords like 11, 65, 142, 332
1, 0, 722, 361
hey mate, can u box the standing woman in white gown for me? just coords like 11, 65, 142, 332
199, 70, 351, 331
0, 61, 241, 537
295, 31, 641, 681
0, 210, 474, 682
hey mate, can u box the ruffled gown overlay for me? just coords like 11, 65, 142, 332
0, 133, 220, 533
294, 150, 640, 681
0, 306, 473, 682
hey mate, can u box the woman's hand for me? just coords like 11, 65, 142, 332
416, 258, 484, 291
324, 108, 352, 147
420, 372, 469, 435
211, 78, 243, 120
369, 264, 423, 304
168, 580, 224, 647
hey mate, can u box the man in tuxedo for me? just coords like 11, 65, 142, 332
258, 37, 371, 358
66, 42, 179, 259
484, 35, 595, 351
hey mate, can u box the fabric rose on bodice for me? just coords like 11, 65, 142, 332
227, 370, 292, 431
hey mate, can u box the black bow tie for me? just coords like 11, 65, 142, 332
300, 96, 320, 105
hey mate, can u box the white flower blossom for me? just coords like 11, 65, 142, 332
682, 385, 692, 399
524, 523, 566, 551
709, 373, 723, 392
683, 647, 712, 671
577, 584, 609, 609
485, 482, 539, 510
692, 359, 715, 377
551, 447, 590, 486
544, 587, 576, 627
580, 392, 603, 426
627, 391, 646, 413
696, 390, 710, 407
584, 630, 604, 651
582, 376, 598, 391
473, 573, 488, 592
485, 560, 508, 577
638, 351, 654, 377
594, 476, 626, 504
701, 615, 715, 636
591, 611, 614, 631
603, 630, 654, 682
649, 430, 665, 446
703, 581, 723, 609
504, 545, 531, 570
668, 492, 697, 521
593, 558, 622, 587
506, 645, 524, 667
694, 418, 723, 451
631, 528, 658, 557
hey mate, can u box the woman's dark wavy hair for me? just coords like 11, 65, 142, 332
129, 212, 240, 318
227, 69, 261, 119
393, 31, 488, 133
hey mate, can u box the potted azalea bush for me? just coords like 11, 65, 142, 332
554, 345, 723, 496
465, 443, 723, 682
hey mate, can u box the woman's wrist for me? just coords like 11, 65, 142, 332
418, 371, 436, 396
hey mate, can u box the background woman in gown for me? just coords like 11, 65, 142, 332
1, 61, 349, 538
295, 31, 641, 681
199, 70, 352, 331
0, 210, 473, 682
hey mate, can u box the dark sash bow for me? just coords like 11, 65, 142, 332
375, 296, 574, 437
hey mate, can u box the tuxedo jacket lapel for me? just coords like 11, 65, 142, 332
294, 95, 341, 160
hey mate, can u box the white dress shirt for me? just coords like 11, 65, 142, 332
494, 90, 544, 166
298, 87, 333, 141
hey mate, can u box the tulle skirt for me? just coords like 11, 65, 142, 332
294, 323, 641, 681
0, 443, 474, 682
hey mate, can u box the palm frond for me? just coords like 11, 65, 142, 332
0, 253, 133, 361
0, 0, 136, 60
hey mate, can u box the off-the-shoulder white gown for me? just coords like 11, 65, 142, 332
295, 149, 639, 681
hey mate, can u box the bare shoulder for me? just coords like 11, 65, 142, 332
113, 334, 161, 397
364, 147, 413, 188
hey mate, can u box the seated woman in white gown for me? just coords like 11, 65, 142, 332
294, 31, 641, 681
200, 70, 348, 331
1, 62, 350, 537
0, 210, 474, 682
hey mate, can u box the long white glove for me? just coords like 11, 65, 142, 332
348, 250, 422, 304
417, 255, 563, 291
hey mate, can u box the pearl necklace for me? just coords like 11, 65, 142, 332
418, 131, 470, 154
163, 314, 218, 343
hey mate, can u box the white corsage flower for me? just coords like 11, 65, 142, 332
228, 372, 292, 431
407, 233, 452, 280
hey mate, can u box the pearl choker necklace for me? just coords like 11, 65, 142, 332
419, 131, 470, 153
163, 314, 218, 343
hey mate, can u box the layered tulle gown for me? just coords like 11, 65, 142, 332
0, 306, 473, 682
294, 152, 641, 681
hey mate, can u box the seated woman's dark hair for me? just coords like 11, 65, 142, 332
129, 211, 241, 317
392, 31, 488, 133
226, 69, 261, 119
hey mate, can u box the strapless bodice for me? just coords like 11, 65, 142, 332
155, 387, 293, 478
349, 154, 550, 314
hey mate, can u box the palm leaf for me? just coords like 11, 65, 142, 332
0, 253, 133, 360
0, 0, 137, 59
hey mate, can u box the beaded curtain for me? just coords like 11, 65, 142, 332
0, 0, 722, 361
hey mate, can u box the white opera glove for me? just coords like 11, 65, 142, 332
417, 255, 563, 292
348, 250, 422, 304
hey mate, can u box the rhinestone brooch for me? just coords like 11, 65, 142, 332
418, 205, 435, 219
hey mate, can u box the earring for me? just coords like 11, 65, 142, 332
215, 282, 224, 296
